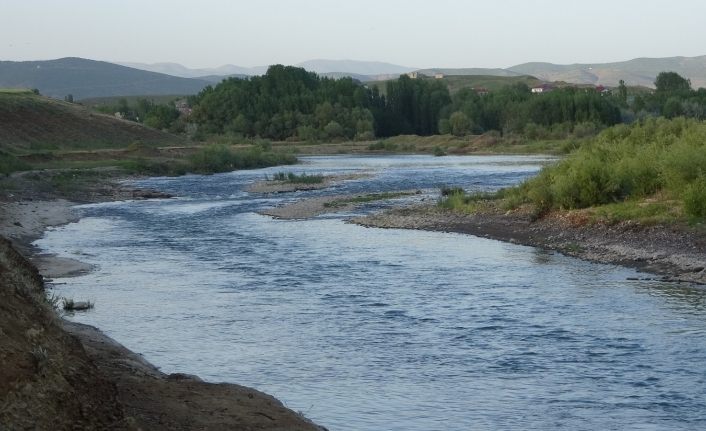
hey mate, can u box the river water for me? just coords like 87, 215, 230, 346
38, 155, 706, 430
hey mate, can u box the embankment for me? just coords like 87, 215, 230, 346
0, 196, 323, 430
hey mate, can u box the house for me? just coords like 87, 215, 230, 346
407, 72, 419, 79
473, 87, 490, 96
531, 84, 554, 94
595, 85, 612, 96
434, 73, 445, 79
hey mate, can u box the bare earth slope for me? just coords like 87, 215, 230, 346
0, 91, 182, 152
0, 236, 323, 431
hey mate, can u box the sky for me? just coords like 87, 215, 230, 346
2, 0, 706, 69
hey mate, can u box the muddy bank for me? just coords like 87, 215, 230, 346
353, 205, 706, 285
0, 178, 324, 430
246, 172, 370, 194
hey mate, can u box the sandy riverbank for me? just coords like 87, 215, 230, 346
260, 191, 423, 219
352, 204, 706, 285
0, 186, 324, 430
246, 172, 370, 194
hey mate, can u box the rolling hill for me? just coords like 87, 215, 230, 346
415, 68, 523, 78
121, 59, 416, 81
508, 56, 706, 88
0, 89, 182, 153
0, 58, 211, 100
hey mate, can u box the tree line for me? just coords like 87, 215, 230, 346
106, 66, 706, 142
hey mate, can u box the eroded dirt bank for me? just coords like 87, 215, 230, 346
0, 183, 324, 430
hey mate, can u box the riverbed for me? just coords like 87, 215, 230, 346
38, 155, 706, 430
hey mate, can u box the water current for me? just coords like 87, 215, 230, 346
38, 155, 706, 430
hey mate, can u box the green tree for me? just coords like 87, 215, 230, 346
662, 97, 684, 118
449, 111, 471, 136
655, 72, 691, 94
618, 80, 628, 104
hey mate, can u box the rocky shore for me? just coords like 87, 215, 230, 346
0, 183, 324, 430
352, 205, 706, 285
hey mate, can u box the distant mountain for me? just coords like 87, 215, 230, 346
318, 71, 376, 82
120, 59, 415, 81
414, 68, 523, 78
295, 59, 415, 76
118, 62, 267, 78
508, 56, 706, 88
0, 58, 211, 100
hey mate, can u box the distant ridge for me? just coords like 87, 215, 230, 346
508, 56, 706, 88
414, 68, 523, 78
0, 58, 211, 99
121, 59, 416, 81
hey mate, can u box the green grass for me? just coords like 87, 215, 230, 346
588, 200, 680, 225
501, 117, 706, 222
438, 188, 503, 213
0, 151, 32, 175
0, 88, 35, 95
271, 172, 324, 184
323, 191, 416, 208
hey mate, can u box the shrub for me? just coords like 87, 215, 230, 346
683, 177, 706, 218
0, 152, 31, 176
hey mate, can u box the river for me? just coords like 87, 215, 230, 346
38, 155, 706, 430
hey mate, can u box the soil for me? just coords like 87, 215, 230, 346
0, 177, 324, 430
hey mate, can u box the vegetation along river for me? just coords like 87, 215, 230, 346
38, 155, 706, 430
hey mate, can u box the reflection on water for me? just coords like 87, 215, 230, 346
38, 155, 706, 431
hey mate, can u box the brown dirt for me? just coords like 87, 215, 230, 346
353, 204, 706, 285
0, 172, 325, 430
0, 238, 323, 430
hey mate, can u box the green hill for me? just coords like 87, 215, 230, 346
0, 90, 183, 153
0, 58, 210, 100
508, 56, 706, 89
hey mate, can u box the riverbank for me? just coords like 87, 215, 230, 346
0, 181, 324, 430
352, 203, 706, 285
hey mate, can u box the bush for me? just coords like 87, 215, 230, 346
683, 177, 706, 218
0, 152, 31, 176
509, 118, 706, 219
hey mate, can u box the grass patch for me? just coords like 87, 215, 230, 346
323, 191, 416, 208
588, 200, 680, 225
0, 151, 32, 175
437, 188, 503, 213
502, 118, 706, 223
270, 172, 324, 184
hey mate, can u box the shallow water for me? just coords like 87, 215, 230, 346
38, 155, 706, 430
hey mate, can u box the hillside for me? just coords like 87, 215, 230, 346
509, 56, 706, 88
0, 90, 183, 153
121, 59, 416, 81
415, 67, 523, 78
0, 58, 210, 100
367, 74, 543, 95
118, 61, 265, 78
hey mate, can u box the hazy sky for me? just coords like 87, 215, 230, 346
3, 0, 705, 68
